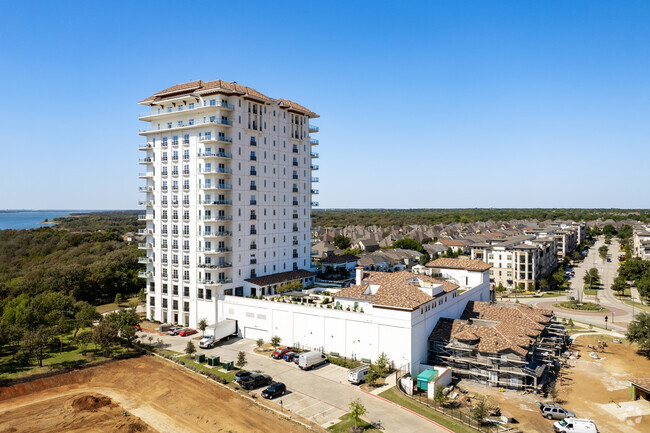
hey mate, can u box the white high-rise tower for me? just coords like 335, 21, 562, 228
137, 80, 319, 327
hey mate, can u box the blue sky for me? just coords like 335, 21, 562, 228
1, 0, 649, 209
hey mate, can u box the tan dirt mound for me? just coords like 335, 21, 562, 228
71, 394, 114, 412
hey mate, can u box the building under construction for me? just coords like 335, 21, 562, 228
428, 301, 568, 392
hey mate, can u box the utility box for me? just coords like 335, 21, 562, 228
223, 361, 233, 371
196, 353, 205, 363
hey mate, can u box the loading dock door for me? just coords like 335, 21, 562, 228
244, 327, 266, 341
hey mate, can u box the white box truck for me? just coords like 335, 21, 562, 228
199, 319, 237, 349
348, 365, 370, 384
298, 351, 329, 370
553, 418, 599, 433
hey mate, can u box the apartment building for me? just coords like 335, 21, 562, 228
633, 226, 650, 260
137, 80, 319, 327
470, 236, 557, 290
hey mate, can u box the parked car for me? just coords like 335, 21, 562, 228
538, 402, 575, 420
239, 373, 272, 390
298, 351, 329, 370
553, 417, 598, 432
283, 352, 296, 362
606, 258, 611, 262
167, 326, 182, 336
234, 370, 260, 383
178, 328, 197, 337
261, 382, 286, 399
271, 347, 291, 359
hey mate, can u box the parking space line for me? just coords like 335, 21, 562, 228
293, 400, 323, 415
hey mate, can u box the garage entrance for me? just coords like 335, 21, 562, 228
243, 327, 267, 340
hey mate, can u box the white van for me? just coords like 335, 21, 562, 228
298, 351, 328, 370
348, 365, 370, 385
553, 418, 599, 433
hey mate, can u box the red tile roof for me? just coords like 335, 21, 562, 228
426, 258, 492, 271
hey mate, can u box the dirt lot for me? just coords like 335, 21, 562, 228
0, 355, 321, 433
460, 334, 650, 432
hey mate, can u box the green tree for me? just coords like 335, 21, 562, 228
185, 340, 197, 358
636, 274, 650, 300
270, 335, 281, 349
349, 398, 368, 429
539, 279, 549, 291
197, 318, 208, 336
583, 268, 600, 289
433, 384, 449, 406
375, 352, 389, 374
22, 326, 53, 367
74, 330, 93, 355
138, 288, 146, 302
256, 338, 264, 349
392, 238, 425, 254
115, 293, 123, 305
93, 319, 119, 357
552, 269, 566, 289
611, 276, 628, 294
471, 396, 489, 425
571, 250, 582, 261
626, 312, 650, 355
618, 225, 633, 240
333, 235, 351, 250
236, 350, 247, 368
599, 245, 608, 262
619, 258, 650, 281
602, 225, 617, 237
73, 301, 101, 338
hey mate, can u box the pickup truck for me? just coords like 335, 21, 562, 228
239, 373, 272, 390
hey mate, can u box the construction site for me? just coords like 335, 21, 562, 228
428, 301, 568, 392
0, 355, 319, 433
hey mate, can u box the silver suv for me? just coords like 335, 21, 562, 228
537, 402, 575, 420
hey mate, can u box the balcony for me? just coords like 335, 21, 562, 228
138, 214, 153, 221
139, 186, 154, 192
198, 278, 232, 285
250, 244, 257, 250
198, 199, 233, 206
199, 183, 233, 190
138, 200, 154, 206
250, 214, 257, 220
139, 143, 153, 151
311, 201, 319, 207
198, 262, 232, 269
293, 240, 299, 245
199, 215, 232, 221
198, 246, 232, 253
197, 151, 232, 159
198, 230, 233, 237
292, 187, 299, 193
198, 134, 233, 144
138, 271, 153, 278
250, 230, 257, 235
310, 164, 319, 170
138, 101, 234, 120
250, 155, 257, 161
311, 177, 319, 182
138, 157, 154, 164
138, 172, 154, 178
293, 253, 299, 258
138, 257, 153, 264
309, 124, 319, 133
292, 147, 298, 153
310, 189, 319, 194
200, 167, 233, 175
293, 227, 299, 232
293, 214, 299, 219
292, 175, 299, 180
310, 138, 319, 145
292, 161, 298, 167
310, 151, 319, 158
250, 259, 257, 265
138, 228, 153, 235
138, 242, 153, 249
292, 201, 299, 206
250, 185, 257, 191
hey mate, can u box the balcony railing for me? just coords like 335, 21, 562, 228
138, 271, 153, 278
292, 201, 299, 206
198, 215, 233, 221
199, 183, 233, 190
139, 186, 154, 192
311, 201, 319, 207
198, 135, 233, 143
250, 170, 257, 176
197, 151, 232, 159
139, 143, 153, 150
138, 214, 153, 220
311, 189, 319, 194
198, 230, 233, 237
311, 177, 319, 182
138, 243, 153, 249
310, 138, 319, 145
198, 278, 232, 285
310, 151, 319, 158
138, 102, 234, 119
138, 257, 153, 264
200, 167, 233, 175
310, 164, 319, 170
198, 199, 233, 206
250, 200, 257, 205
198, 247, 232, 253
138, 229, 153, 235
138, 172, 154, 178
198, 263, 232, 269
138, 157, 154, 164
138, 200, 154, 206
309, 124, 319, 132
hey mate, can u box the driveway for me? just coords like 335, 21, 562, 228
137, 331, 450, 432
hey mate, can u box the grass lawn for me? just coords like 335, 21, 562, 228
176, 354, 238, 382
583, 287, 599, 296
0, 330, 127, 381
554, 301, 609, 313
327, 413, 381, 433
378, 387, 478, 433
96, 296, 142, 314
623, 299, 650, 313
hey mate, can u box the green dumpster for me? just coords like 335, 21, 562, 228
224, 361, 233, 371
416, 369, 438, 391
196, 353, 205, 363
207, 355, 217, 366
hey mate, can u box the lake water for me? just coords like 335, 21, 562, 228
0, 211, 78, 230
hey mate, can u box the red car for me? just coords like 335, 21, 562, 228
271, 347, 291, 359
178, 328, 197, 336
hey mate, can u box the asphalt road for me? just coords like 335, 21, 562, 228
137, 331, 450, 433
520, 237, 635, 332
